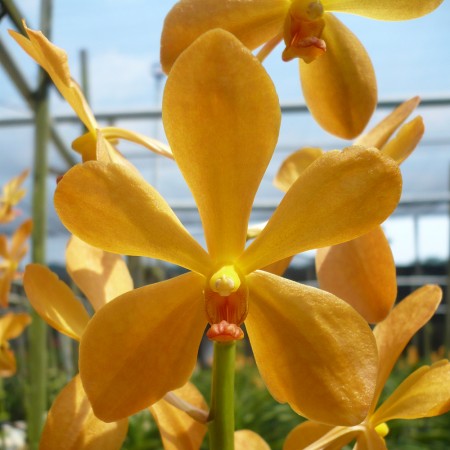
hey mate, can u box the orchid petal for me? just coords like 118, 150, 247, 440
372, 285, 442, 406
381, 116, 424, 165
284, 422, 356, 450
324, 0, 443, 20
163, 29, 280, 263
0, 169, 29, 224
235, 430, 270, 449
353, 427, 387, 450
66, 236, 133, 311
79, 272, 206, 422
10, 218, 33, 261
316, 226, 396, 324
1, 169, 29, 204
94, 131, 118, 163
355, 97, 420, 148
149, 382, 208, 450
0, 313, 30, 377
40, 375, 128, 450
274, 148, 323, 192
0, 236, 7, 258
23, 264, 89, 341
0, 271, 13, 308
0, 345, 16, 377
238, 147, 401, 274
372, 360, 450, 424
73, 127, 173, 162
300, 14, 376, 139
54, 161, 211, 275
71, 128, 130, 166
0, 209, 19, 225
71, 132, 98, 162
101, 127, 173, 160
246, 271, 378, 426
9, 24, 97, 132
160, 0, 289, 73
0, 312, 31, 341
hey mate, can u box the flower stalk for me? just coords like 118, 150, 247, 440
208, 341, 236, 450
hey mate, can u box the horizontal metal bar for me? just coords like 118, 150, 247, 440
280, 96, 450, 114
163, 194, 450, 212
2, 96, 450, 127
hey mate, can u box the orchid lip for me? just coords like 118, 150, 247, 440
283, 0, 326, 62
206, 320, 245, 342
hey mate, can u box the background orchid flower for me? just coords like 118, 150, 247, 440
23, 236, 207, 450
149, 382, 208, 450
160, 1, 442, 139
284, 285, 450, 450
0, 169, 29, 224
0, 218, 32, 307
54, 29, 402, 425
152, 390, 267, 450
275, 96, 424, 191
274, 96, 424, 323
9, 24, 172, 164
0, 312, 31, 377
234, 430, 270, 449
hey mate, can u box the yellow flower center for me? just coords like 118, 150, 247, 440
375, 422, 389, 438
282, 0, 326, 63
204, 266, 248, 340
209, 265, 240, 296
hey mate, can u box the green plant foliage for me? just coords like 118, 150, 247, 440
120, 348, 450, 450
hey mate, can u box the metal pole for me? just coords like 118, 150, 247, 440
79, 48, 89, 134
0, 0, 27, 34
446, 165, 450, 356
0, 38, 76, 168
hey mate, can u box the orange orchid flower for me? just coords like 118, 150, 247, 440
0, 219, 32, 307
0, 170, 29, 224
0, 312, 31, 377
161, 0, 442, 138
9, 24, 172, 164
54, 30, 402, 425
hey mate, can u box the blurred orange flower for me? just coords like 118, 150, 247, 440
161, 0, 441, 138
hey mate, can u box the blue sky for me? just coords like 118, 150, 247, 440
2, 1, 449, 113
1, 0, 450, 265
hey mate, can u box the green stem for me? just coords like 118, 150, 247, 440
208, 341, 236, 450
27, 2, 52, 448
